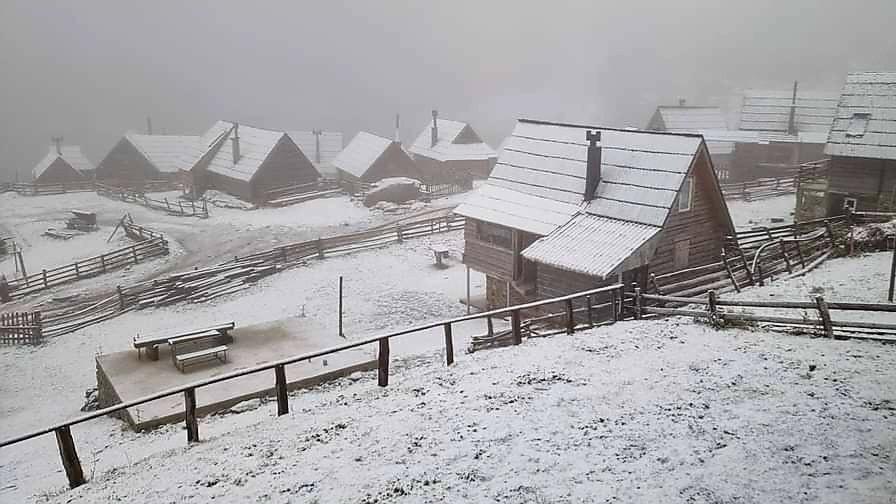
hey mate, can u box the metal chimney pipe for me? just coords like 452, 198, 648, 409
146, 116, 153, 135
395, 114, 401, 143
584, 130, 602, 201
52, 136, 63, 156
431, 110, 439, 147
231, 123, 241, 164
312, 129, 322, 164
787, 80, 799, 136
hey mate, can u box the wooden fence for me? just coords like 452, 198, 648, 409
720, 159, 829, 202
0, 311, 42, 345
96, 183, 208, 218
631, 290, 896, 343
2, 180, 180, 197
0, 283, 623, 489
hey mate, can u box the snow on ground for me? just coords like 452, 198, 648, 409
726, 193, 795, 230
33, 318, 896, 503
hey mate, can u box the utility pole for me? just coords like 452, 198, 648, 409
889, 237, 896, 302
338, 275, 344, 338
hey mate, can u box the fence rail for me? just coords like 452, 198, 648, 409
96, 183, 208, 218
720, 159, 829, 201
1, 180, 180, 197
0, 311, 42, 345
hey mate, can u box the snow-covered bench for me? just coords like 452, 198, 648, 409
174, 345, 228, 372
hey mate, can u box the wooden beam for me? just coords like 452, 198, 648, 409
184, 388, 199, 443
815, 296, 834, 338
275, 365, 288, 416
511, 309, 521, 345
54, 426, 85, 488
444, 323, 454, 366
377, 338, 389, 387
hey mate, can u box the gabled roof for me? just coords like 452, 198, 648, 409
332, 132, 406, 179
32, 146, 94, 179
650, 106, 727, 132
126, 133, 200, 174
740, 89, 839, 134
201, 121, 290, 182
288, 131, 343, 164
457, 119, 730, 279
409, 118, 497, 162
825, 72, 896, 160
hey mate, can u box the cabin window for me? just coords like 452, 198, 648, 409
843, 197, 857, 211
846, 113, 870, 138
674, 239, 691, 269
476, 221, 512, 249
678, 176, 694, 212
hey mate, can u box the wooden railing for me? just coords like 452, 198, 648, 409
0, 283, 624, 490
0, 311, 42, 345
720, 159, 829, 201
96, 183, 208, 218
2, 180, 181, 197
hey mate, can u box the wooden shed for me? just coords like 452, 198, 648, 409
288, 130, 344, 176
454, 119, 734, 309
646, 103, 733, 180
820, 72, 896, 215
31, 143, 93, 184
409, 111, 497, 187
332, 132, 419, 186
96, 133, 199, 183
185, 121, 320, 203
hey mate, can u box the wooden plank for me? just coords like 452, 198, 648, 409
816, 296, 833, 338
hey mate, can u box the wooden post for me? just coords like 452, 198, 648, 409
707, 290, 718, 326
377, 338, 390, 387
316, 238, 324, 259
815, 295, 834, 338
778, 239, 792, 273
132, 245, 139, 264
794, 239, 806, 269
396, 224, 403, 243
184, 388, 199, 443
34, 311, 42, 344
465, 266, 471, 315
444, 323, 454, 366
617, 286, 625, 320
275, 365, 288, 416
889, 244, 896, 303
74, 262, 80, 279
117, 286, 125, 309
634, 286, 642, 320
586, 295, 594, 327
54, 426, 85, 488
338, 276, 344, 338
720, 249, 741, 293
510, 309, 522, 345
756, 263, 765, 286
100, 254, 106, 273
565, 299, 574, 334
42, 269, 48, 288
738, 248, 755, 285
486, 315, 494, 337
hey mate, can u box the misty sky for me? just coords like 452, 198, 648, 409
1, 0, 894, 181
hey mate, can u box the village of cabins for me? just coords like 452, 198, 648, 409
18, 71, 896, 309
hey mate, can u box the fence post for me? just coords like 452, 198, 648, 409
74, 262, 80, 279
815, 295, 834, 338
444, 323, 454, 366
42, 269, 48, 288
738, 248, 755, 286
378, 338, 390, 386
54, 426, 85, 488
396, 224, 403, 243
132, 245, 139, 264
100, 254, 106, 273
756, 263, 765, 287
707, 290, 718, 326
117, 286, 125, 309
889, 242, 896, 303
720, 249, 741, 293
565, 299, 575, 334
486, 315, 494, 337
778, 239, 792, 273
634, 286, 642, 320
511, 309, 522, 345
275, 365, 288, 416
184, 387, 199, 443
586, 295, 594, 327
316, 238, 324, 259
794, 239, 806, 269
34, 311, 42, 344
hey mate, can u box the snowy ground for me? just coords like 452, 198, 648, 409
31, 318, 896, 503
726, 193, 795, 230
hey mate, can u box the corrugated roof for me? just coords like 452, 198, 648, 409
32, 146, 94, 179
825, 72, 896, 160
203, 122, 290, 182
332, 132, 399, 178
126, 134, 200, 174
655, 106, 727, 132
409, 118, 497, 162
288, 131, 343, 164
740, 89, 839, 134
521, 213, 662, 279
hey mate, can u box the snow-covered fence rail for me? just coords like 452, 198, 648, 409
0, 283, 623, 490
96, 183, 208, 218
0, 311, 42, 345
631, 290, 896, 343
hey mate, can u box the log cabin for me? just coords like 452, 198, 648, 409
287, 130, 344, 177
454, 119, 735, 310
409, 111, 497, 187
646, 102, 733, 181
183, 121, 320, 203
822, 72, 896, 215
96, 133, 199, 183
332, 131, 419, 187
31, 142, 93, 184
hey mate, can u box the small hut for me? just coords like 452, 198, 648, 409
332, 132, 419, 189
287, 130, 344, 176
96, 133, 199, 183
409, 111, 497, 187
646, 102, 732, 179
31, 141, 93, 184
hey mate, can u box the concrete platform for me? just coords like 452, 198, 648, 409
96, 317, 376, 431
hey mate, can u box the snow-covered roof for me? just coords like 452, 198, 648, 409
825, 72, 896, 160
697, 128, 829, 156
740, 89, 839, 134
203, 122, 288, 182
332, 132, 401, 179
32, 145, 93, 179
653, 106, 727, 132
126, 134, 200, 174
522, 213, 662, 278
288, 131, 343, 164
409, 118, 497, 162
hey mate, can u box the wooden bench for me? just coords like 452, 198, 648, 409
174, 345, 228, 372
134, 321, 235, 360
167, 330, 224, 365
432, 248, 450, 267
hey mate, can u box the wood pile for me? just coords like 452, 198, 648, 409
134, 261, 281, 308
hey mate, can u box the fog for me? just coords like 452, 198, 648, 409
1, 0, 894, 181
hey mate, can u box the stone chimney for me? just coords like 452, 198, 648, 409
787, 80, 799, 136
584, 130, 602, 201
431, 110, 439, 147
231, 123, 241, 164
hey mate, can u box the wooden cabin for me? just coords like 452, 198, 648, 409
96, 133, 199, 183
821, 72, 896, 215
288, 130, 344, 177
31, 144, 93, 184
332, 132, 419, 187
409, 111, 497, 187
455, 119, 735, 309
184, 121, 320, 203
646, 103, 733, 180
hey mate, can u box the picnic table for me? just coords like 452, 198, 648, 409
432, 247, 450, 267
133, 321, 234, 361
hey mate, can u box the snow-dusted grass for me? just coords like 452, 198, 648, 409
34, 318, 896, 503
727, 193, 795, 230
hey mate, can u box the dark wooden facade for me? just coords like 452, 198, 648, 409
340, 143, 420, 184
727, 141, 826, 183
35, 158, 86, 184
96, 137, 171, 182
824, 156, 896, 215
414, 156, 494, 187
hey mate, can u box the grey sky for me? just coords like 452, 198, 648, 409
1, 0, 894, 181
